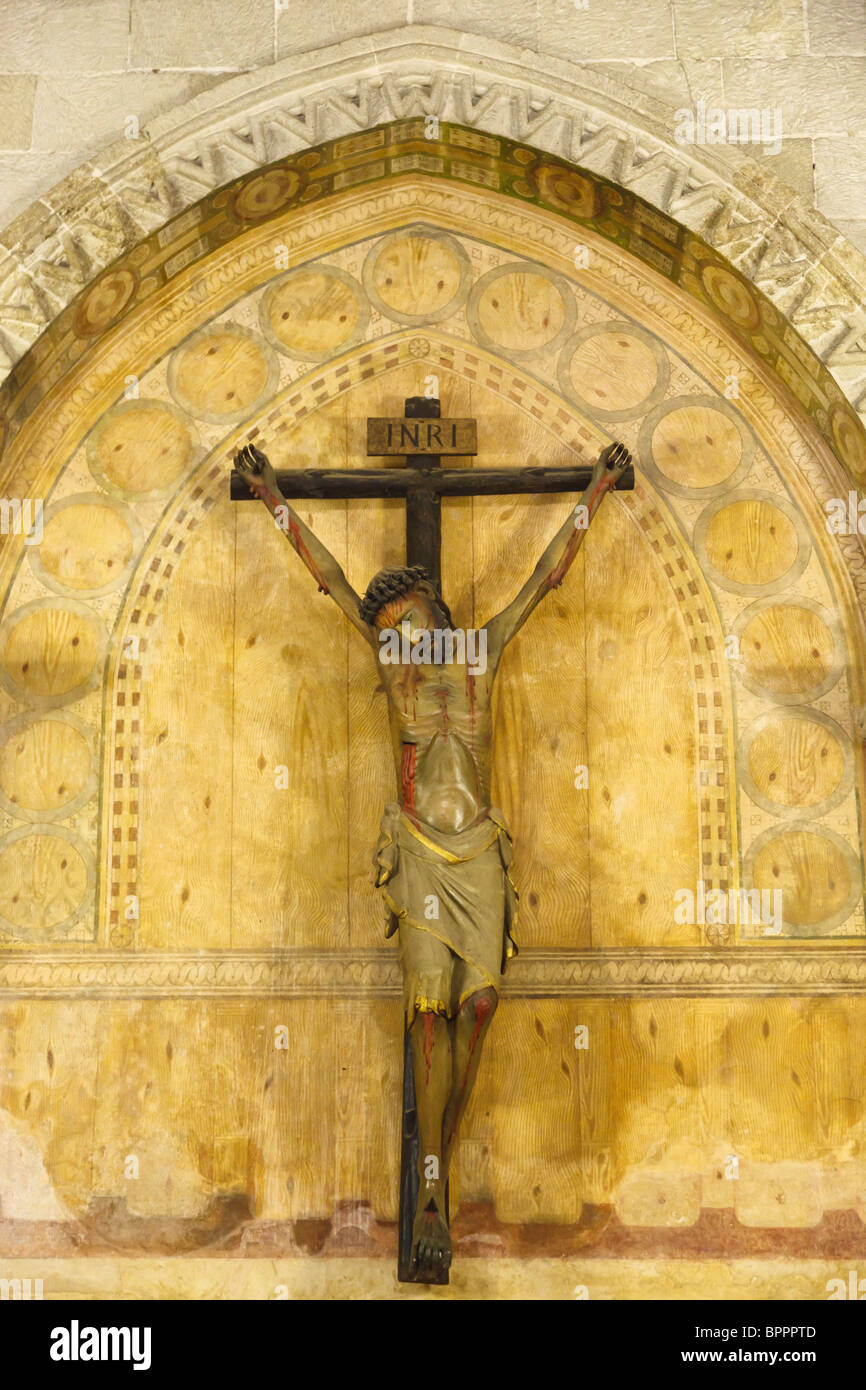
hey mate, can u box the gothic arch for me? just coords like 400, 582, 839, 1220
0, 141, 863, 981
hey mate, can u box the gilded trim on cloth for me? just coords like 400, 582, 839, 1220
373, 801, 519, 1004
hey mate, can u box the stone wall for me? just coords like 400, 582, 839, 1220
0, 0, 864, 251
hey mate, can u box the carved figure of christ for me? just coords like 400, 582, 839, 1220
233, 437, 631, 1280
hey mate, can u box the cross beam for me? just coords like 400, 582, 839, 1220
230, 400, 634, 589
229, 462, 635, 498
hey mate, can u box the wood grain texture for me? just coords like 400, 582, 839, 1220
585, 502, 699, 948
471, 393, 593, 951
741, 605, 835, 697
748, 715, 845, 810
140, 495, 235, 950
232, 406, 351, 950
752, 831, 852, 928
3, 607, 99, 700
0, 833, 88, 933
3, 993, 866, 1228
705, 499, 798, 587
0, 717, 91, 813
0, 1000, 100, 1218
38, 504, 133, 592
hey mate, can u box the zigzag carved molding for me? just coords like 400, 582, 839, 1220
1, 26, 865, 428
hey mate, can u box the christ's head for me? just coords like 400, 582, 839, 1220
358, 565, 454, 634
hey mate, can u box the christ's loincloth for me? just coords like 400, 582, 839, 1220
373, 802, 518, 1025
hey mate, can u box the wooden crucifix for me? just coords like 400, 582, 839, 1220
230, 395, 633, 1284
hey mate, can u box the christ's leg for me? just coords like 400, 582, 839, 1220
408, 1008, 451, 1275
442, 985, 498, 1176
399, 925, 454, 1278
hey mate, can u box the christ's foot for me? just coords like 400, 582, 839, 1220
410, 1186, 451, 1281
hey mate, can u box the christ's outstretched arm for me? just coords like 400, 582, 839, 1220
484, 440, 631, 656
234, 443, 375, 647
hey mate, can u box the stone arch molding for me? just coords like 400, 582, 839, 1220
1, 22, 866, 444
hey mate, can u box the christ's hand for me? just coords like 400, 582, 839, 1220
235, 443, 279, 498
231, 439, 377, 647
592, 440, 632, 492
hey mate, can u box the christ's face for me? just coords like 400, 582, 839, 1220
375, 587, 438, 640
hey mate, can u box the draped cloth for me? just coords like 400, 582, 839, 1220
373, 801, 518, 1022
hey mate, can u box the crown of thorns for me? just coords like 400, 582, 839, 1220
359, 565, 444, 625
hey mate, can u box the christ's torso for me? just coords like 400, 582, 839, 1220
377, 643, 497, 834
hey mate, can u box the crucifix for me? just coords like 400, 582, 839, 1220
230, 395, 633, 1283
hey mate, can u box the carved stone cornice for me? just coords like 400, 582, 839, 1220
2, 947, 866, 997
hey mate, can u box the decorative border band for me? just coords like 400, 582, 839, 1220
2, 948, 866, 997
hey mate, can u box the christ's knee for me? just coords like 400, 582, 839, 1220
448, 988, 498, 1138
410, 1006, 450, 1094
460, 986, 497, 1036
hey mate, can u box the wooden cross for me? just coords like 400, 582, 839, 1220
231, 394, 634, 1282
230, 394, 634, 588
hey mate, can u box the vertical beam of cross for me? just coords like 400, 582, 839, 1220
402, 394, 442, 591
397, 394, 448, 1284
